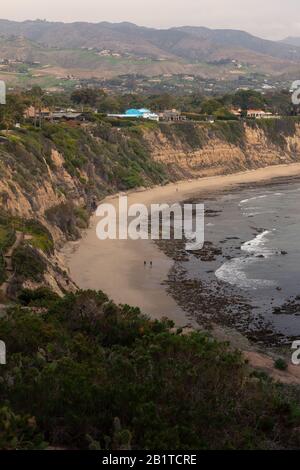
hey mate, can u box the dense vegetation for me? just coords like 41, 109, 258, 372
70, 87, 295, 117
0, 289, 300, 450
0, 86, 296, 133
0, 119, 167, 196
0, 211, 53, 291
12, 246, 46, 283
0, 214, 15, 284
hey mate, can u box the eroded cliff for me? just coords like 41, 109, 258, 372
144, 120, 300, 179
0, 118, 299, 297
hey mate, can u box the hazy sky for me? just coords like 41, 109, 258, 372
1, 0, 300, 40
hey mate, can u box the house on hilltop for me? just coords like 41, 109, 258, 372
246, 109, 275, 119
159, 109, 186, 122
107, 108, 159, 122
23, 106, 51, 119
24, 106, 86, 122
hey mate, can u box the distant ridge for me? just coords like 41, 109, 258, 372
0, 19, 300, 78
281, 37, 300, 47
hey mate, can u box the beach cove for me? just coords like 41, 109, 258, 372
63, 163, 300, 325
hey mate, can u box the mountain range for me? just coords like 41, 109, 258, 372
282, 37, 300, 47
0, 19, 300, 80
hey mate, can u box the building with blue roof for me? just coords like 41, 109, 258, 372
108, 108, 159, 121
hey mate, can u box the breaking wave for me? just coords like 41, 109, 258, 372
215, 231, 276, 289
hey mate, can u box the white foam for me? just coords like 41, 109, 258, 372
239, 195, 268, 205
215, 257, 276, 289
215, 231, 277, 289
241, 230, 275, 258
240, 192, 283, 207
243, 211, 272, 217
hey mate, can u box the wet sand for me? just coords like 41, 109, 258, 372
63, 163, 300, 327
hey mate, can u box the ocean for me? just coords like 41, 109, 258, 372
171, 176, 300, 345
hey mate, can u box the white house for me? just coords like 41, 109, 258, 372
247, 109, 274, 119
108, 108, 159, 122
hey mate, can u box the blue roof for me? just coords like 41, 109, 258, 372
125, 108, 151, 116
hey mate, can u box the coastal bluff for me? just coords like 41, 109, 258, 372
144, 119, 300, 179
0, 118, 299, 296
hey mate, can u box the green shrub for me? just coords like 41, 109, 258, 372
18, 287, 60, 307
19, 220, 54, 254
160, 122, 208, 149
12, 245, 46, 282
274, 358, 288, 371
0, 219, 16, 284
212, 121, 246, 146
0, 405, 46, 450
45, 202, 79, 240
74, 207, 90, 229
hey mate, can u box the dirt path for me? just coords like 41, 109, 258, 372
244, 351, 300, 385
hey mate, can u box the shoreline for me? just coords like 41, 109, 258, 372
63, 162, 300, 329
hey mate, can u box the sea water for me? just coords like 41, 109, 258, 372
184, 177, 300, 340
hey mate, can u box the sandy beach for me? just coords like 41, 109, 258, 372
63, 163, 300, 328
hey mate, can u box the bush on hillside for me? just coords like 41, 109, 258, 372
12, 245, 46, 282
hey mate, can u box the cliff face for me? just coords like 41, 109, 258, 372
0, 118, 299, 297
2, 120, 299, 223
144, 120, 300, 179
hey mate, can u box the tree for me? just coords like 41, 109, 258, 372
213, 107, 237, 120
232, 90, 265, 111
201, 98, 223, 115
0, 94, 27, 130
71, 88, 106, 108
264, 90, 291, 115
25, 86, 46, 128
147, 94, 178, 112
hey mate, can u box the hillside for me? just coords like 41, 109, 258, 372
0, 20, 300, 79
0, 117, 300, 298
3, 288, 300, 450
282, 37, 300, 47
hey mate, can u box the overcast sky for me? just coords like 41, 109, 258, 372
1, 0, 300, 40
